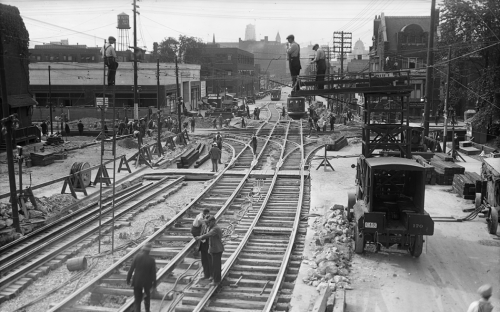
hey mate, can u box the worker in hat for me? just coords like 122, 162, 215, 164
467, 284, 493, 312
286, 34, 301, 92
311, 44, 326, 90
209, 142, 221, 172
127, 242, 157, 312
195, 216, 224, 286
101, 36, 118, 86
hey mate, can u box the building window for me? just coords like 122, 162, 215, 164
62, 55, 67, 61
49, 55, 54, 61
410, 83, 422, 99
228, 55, 232, 61
36, 55, 41, 61
68, 55, 73, 61
227, 71, 232, 76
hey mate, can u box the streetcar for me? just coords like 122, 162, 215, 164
271, 89, 281, 101
287, 96, 307, 120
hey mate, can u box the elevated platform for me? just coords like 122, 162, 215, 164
292, 70, 414, 97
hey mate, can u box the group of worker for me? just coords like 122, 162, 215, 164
286, 34, 326, 91
126, 211, 225, 312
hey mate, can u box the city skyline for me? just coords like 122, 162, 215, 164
3, 0, 439, 54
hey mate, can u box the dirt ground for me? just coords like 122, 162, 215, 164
290, 142, 500, 312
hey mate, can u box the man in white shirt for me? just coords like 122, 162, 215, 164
101, 36, 118, 86
311, 44, 326, 90
286, 34, 301, 92
191, 208, 210, 255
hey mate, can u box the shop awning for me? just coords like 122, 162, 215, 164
7, 94, 38, 108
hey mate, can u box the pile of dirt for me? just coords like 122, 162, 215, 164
117, 138, 139, 149
302, 204, 353, 291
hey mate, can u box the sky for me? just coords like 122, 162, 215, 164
4, 0, 440, 52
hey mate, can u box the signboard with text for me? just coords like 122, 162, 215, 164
96, 97, 109, 108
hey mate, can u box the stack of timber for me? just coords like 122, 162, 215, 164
177, 143, 204, 168
452, 171, 481, 199
30, 151, 55, 166
194, 144, 210, 168
325, 136, 348, 151
434, 152, 454, 162
412, 155, 436, 185
458, 141, 481, 156
430, 156, 465, 185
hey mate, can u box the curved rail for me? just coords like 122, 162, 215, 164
188, 120, 307, 312
47, 108, 284, 312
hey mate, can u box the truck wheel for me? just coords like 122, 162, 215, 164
488, 207, 499, 235
354, 223, 365, 254
409, 235, 423, 258
347, 192, 356, 222
475, 193, 482, 209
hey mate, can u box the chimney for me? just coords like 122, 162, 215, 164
264, 36, 268, 42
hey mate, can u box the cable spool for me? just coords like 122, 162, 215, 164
70, 162, 91, 188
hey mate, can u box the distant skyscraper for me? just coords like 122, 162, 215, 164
245, 24, 256, 41
276, 32, 281, 43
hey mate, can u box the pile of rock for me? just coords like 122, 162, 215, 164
302, 204, 353, 291
0, 193, 79, 245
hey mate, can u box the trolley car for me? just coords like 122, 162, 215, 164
286, 96, 306, 120
271, 89, 281, 101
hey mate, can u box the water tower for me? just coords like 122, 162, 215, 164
117, 13, 130, 51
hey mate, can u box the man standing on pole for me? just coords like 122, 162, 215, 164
311, 44, 326, 90
286, 34, 301, 92
101, 36, 118, 86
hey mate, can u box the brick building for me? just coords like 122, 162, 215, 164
219, 33, 287, 85
369, 13, 441, 117
200, 45, 258, 97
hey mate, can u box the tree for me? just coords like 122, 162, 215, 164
437, 0, 500, 134
157, 35, 206, 64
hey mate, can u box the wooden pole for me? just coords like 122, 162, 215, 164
423, 0, 436, 137
0, 31, 21, 233
442, 46, 451, 154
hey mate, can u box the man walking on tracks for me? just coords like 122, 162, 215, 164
209, 143, 221, 172
286, 34, 301, 91
311, 44, 326, 90
127, 242, 157, 312
251, 134, 258, 157
215, 132, 223, 164
101, 36, 118, 86
195, 216, 224, 286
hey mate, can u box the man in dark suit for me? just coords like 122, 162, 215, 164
195, 216, 224, 286
209, 143, 221, 172
127, 242, 157, 312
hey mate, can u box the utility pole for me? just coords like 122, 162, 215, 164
133, 0, 138, 120
0, 31, 21, 233
423, 0, 436, 137
156, 58, 163, 156
442, 46, 451, 154
175, 53, 181, 128
48, 65, 53, 134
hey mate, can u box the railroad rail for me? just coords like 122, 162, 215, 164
0, 175, 185, 303
45, 105, 282, 311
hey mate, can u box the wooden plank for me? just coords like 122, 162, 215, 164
311, 285, 331, 312
333, 289, 346, 312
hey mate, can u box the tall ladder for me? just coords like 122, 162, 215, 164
96, 39, 117, 254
